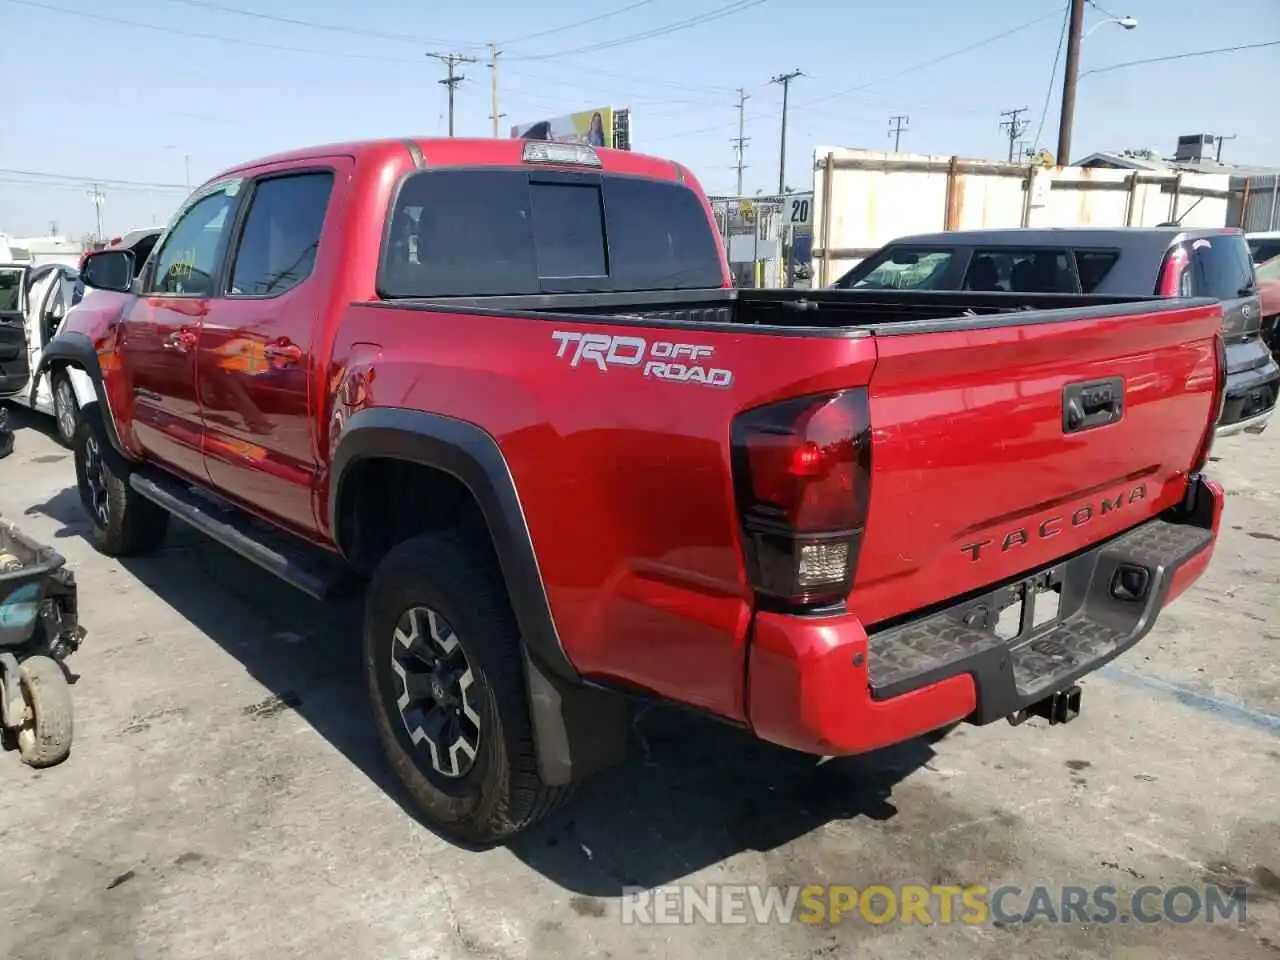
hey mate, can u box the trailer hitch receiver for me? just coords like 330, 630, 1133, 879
1008, 684, 1082, 726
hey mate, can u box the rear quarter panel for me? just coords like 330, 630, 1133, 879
326, 307, 875, 721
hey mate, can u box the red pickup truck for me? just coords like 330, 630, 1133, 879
42, 137, 1225, 844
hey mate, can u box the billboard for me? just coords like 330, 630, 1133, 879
511, 106, 631, 151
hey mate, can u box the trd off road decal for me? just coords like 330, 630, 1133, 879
551, 331, 733, 388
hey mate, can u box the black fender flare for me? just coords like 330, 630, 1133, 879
329, 407, 578, 682
37, 332, 135, 468
329, 408, 628, 785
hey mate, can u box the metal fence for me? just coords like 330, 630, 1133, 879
1229, 174, 1280, 233
707, 193, 813, 287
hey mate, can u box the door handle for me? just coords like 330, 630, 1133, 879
163, 328, 197, 352
1063, 378, 1124, 434
264, 341, 303, 366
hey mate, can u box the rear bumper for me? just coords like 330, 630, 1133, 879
745, 475, 1223, 756
1217, 346, 1279, 436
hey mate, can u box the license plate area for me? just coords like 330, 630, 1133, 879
950, 568, 1064, 644
1243, 384, 1276, 418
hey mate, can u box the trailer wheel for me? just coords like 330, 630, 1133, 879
15, 656, 73, 768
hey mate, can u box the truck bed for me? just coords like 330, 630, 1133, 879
344, 287, 1222, 712
392, 286, 1168, 334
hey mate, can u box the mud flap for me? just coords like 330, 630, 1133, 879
523, 648, 628, 786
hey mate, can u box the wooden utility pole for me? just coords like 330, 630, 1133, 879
428, 51, 478, 136
488, 44, 504, 138
86, 184, 105, 242
731, 88, 750, 195
771, 69, 803, 194
1000, 106, 1029, 162
1056, 0, 1086, 165
888, 114, 909, 152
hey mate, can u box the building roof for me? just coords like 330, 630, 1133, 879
1078, 151, 1280, 178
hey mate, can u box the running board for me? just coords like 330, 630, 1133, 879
129, 473, 347, 600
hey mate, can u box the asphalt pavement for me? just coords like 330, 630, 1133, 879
0, 403, 1276, 959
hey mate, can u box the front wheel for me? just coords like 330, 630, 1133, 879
364, 531, 569, 845
52, 374, 78, 449
73, 413, 169, 556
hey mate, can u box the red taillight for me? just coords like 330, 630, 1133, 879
1192, 333, 1227, 472
1158, 244, 1190, 297
731, 390, 871, 607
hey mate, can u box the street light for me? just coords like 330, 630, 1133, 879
1086, 15, 1138, 37
1057, 1, 1138, 165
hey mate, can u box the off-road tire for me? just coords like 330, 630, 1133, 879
52, 373, 78, 449
73, 411, 168, 556
364, 531, 569, 845
16, 656, 73, 768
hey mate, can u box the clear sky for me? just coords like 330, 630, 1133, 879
2, 0, 1277, 238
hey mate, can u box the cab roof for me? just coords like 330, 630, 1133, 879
210, 137, 691, 189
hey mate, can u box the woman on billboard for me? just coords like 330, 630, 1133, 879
586, 112, 606, 147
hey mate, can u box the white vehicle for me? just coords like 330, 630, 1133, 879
1248, 231, 1280, 266
0, 262, 93, 446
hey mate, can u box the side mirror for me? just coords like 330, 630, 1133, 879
81, 249, 135, 293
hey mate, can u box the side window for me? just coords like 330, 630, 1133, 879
230, 172, 334, 296
151, 191, 237, 296
965, 249, 1074, 293
1074, 251, 1120, 293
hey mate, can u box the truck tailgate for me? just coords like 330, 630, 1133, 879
851, 301, 1222, 626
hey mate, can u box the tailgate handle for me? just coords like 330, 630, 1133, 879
1063, 378, 1124, 434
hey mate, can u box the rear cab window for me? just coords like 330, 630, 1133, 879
378, 169, 725, 297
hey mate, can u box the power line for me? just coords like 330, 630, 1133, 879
1079, 40, 1280, 78
12, 0, 739, 107
771, 69, 802, 194
4, 0, 423, 62
888, 114, 909, 151
1031, 2, 1070, 153
153, 0, 484, 48
793, 8, 1064, 112
0, 168, 188, 190
498, 64, 735, 103
0, 177, 182, 195
644, 12, 1063, 145
1086, 0, 1124, 19
731, 88, 751, 195
1000, 106, 1030, 162
499, 0, 655, 46
513, 0, 769, 60
428, 52, 479, 137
